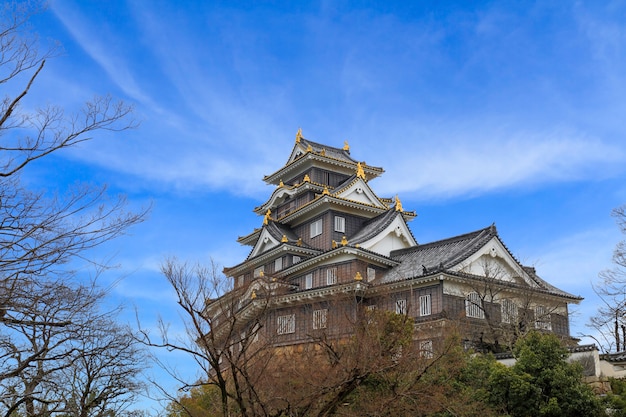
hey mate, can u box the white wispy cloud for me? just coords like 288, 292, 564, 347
50, 0, 155, 107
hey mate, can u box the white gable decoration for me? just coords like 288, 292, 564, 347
359, 215, 417, 257
248, 229, 280, 259
335, 178, 387, 209
451, 237, 537, 288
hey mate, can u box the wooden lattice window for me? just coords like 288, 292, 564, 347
419, 294, 431, 316
313, 309, 327, 329
465, 293, 484, 319
396, 299, 407, 315
501, 299, 518, 324
535, 305, 552, 330
419, 340, 434, 358
327, 267, 337, 285
277, 314, 295, 335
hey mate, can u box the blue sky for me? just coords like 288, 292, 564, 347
21, 0, 626, 411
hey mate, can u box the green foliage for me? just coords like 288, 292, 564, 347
486, 332, 603, 417
600, 378, 626, 416
166, 384, 222, 417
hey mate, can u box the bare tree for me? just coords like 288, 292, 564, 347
141, 258, 276, 417
459, 257, 571, 353
589, 205, 626, 353
0, 3, 147, 415
60, 315, 146, 417
156, 261, 495, 417
0, 278, 146, 417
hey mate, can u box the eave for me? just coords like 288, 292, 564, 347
373, 270, 583, 303
237, 228, 262, 246
223, 243, 322, 277
277, 194, 388, 226
253, 181, 326, 215
273, 245, 400, 278
263, 151, 383, 185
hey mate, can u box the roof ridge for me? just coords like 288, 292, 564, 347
391, 224, 494, 257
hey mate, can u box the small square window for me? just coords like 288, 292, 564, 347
277, 314, 295, 335
419, 294, 431, 316
293, 255, 301, 264
366, 267, 376, 282
465, 293, 484, 319
419, 340, 433, 359
310, 219, 323, 238
275, 257, 283, 272
313, 309, 327, 329
334, 216, 346, 233
327, 268, 337, 285
254, 266, 264, 278
535, 305, 552, 330
396, 299, 407, 315
501, 299, 518, 324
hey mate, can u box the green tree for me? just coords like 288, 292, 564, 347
488, 332, 603, 417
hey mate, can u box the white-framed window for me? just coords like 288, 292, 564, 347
395, 299, 407, 315
465, 292, 484, 319
254, 266, 264, 278
535, 305, 552, 330
277, 314, 295, 335
305, 273, 313, 290
501, 299, 518, 324
419, 340, 434, 359
310, 219, 323, 238
237, 275, 244, 287
334, 216, 346, 233
327, 267, 337, 285
419, 294, 432, 316
293, 255, 301, 264
313, 309, 327, 329
367, 267, 376, 282
274, 257, 283, 272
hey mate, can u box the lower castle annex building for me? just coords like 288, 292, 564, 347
215, 130, 582, 354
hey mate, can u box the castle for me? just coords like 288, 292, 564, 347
214, 130, 581, 354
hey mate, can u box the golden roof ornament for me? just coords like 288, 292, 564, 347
320, 148, 326, 156
322, 186, 330, 195
297, 237, 302, 246
259, 270, 264, 277
343, 140, 350, 151
295, 127, 303, 143
306, 144, 313, 152
356, 162, 366, 180
395, 195, 403, 212
341, 236, 348, 246
332, 240, 337, 249
303, 174, 311, 183
281, 235, 288, 243
279, 180, 284, 187
354, 272, 363, 281
263, 209, 272, 225
251, 289, 257, 299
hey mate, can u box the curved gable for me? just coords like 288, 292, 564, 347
248, 228, 281, 259
359, 215, 417, 257
334, 177, 388, 209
